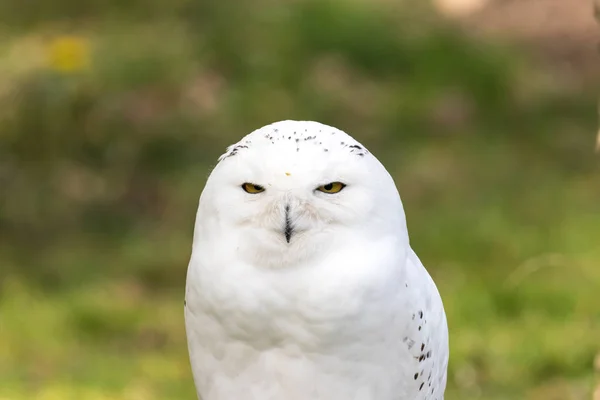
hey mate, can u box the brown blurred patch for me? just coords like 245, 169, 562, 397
526, 379, 590, 400
438, 0, 599, 86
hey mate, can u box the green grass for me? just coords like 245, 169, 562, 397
0, 0, 599, 399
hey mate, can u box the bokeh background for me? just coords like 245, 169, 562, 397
1, 0, 599, 399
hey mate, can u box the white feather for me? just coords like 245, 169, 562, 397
185, 120, 449, 400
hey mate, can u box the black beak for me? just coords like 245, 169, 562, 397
284, 204, 293, 243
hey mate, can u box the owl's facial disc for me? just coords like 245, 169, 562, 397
201, 120, 407, 266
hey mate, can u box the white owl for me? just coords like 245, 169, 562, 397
184, 120, 449, 400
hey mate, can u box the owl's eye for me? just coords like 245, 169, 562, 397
241, 183, 265, 193
316, 182, 346, 194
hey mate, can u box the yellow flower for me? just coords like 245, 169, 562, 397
47, 35, 90, 73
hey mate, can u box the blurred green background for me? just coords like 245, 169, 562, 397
0, 0, 599, 399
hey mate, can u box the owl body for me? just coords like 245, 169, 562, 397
185, 121, 448, 400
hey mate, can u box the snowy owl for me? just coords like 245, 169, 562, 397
184, 120, 449, 400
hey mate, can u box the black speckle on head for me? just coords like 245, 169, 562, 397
419, 382, 424, 391
295, 138, 299, 143
222, 143, 252, 160
421, 343, 425, 351
324, 149, 329, 152
349, 144, 362, 150
414, 373, 418, 380
419, 311, 423, 319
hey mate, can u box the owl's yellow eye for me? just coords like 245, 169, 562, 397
241, 183, 265, 193
316, 182, 346, 194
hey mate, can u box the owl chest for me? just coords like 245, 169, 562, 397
188, 256, 405, 348
185, 263, 444, 400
